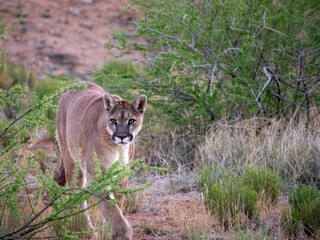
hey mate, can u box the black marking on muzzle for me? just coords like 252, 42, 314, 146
128, 134, 133, 141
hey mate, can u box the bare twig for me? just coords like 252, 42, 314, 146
144, 28, 204, 57
256, 66, 272, 103
208, 65, 216, 97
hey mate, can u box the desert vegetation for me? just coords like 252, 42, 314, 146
0, 0, 320, 239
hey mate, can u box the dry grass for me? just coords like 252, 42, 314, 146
126, 190, 214, 239
166, 195, 213, 239
136, 125, 202, 169
198, 118, 320, 187
168, 170, 198, 193
123, 191, 144, 214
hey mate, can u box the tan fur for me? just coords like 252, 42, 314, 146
53, 82, 146, 240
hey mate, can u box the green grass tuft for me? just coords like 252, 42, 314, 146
281, 185, 320, 237
242, 167, 282, 204
200, 165, 282, 227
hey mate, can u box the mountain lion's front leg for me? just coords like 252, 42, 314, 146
92, 194, 133, 240
116, 177, 129, 210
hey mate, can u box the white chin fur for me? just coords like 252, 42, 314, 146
117, 143, 128, 147
114, 136, 131, 147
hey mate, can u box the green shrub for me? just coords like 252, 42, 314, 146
200, 166, 261, 227
203, 175, 241, 228
241, 186, 259, 220
0, 120, 16, 147
201, 167, 240, 227
106, 0, 320, 129
189, 231, 209, 240
201, 166, 283, 226
281, 207, 300, 238
242, 167, 282, 204
281, 185, 320, 237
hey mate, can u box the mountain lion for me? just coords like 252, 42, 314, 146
53, 82, 147, 240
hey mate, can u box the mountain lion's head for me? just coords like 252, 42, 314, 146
103, 93, 147, 147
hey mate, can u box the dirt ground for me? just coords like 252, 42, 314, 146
126, 175, 209, 240
0, 0, 143, 78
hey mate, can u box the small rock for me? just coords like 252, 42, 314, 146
20, 26, 27, 33
36, 45, 45, 50
79, 22, 94, 30
37, 129, 51, 140
26, 174, 41, 189
47, 53, 77, 67
68, 7, 80, 16
81, 0, 95, 4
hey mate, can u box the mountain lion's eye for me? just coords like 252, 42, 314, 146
128, 119, 135, 125
110, 119, 117, 124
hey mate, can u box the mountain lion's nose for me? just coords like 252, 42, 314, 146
117, 135, 127, 140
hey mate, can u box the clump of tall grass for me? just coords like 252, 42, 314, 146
281, 185, 320, 238
199, 118, 320, 187
201, 168, 244, 227
242, 167, 282, 204
123, 191, 143, 214
200, 166, 281, 228
235, 226, 274, 240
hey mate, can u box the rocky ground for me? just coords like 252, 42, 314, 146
0, 0, 143, 78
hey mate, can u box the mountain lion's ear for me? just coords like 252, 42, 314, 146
132, 95, 147, 113
103, 93, 117, 111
